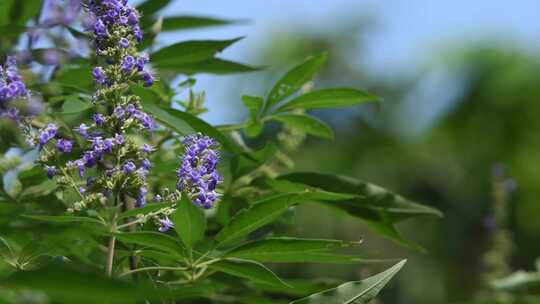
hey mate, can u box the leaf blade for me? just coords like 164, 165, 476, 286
266, 53, 328, 110
277, 88, 379, 112
171, 195, 206, 250
290, 260, 406, 304
271, 113, 334, 139
210, 258, 289, 288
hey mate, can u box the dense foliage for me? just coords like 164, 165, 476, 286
0, 1, 449, 303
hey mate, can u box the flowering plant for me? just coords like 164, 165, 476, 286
0, 1, 441, 303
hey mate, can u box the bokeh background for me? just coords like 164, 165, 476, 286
154, 1, 540, 303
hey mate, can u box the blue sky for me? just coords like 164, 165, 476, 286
154, 0, 540, 125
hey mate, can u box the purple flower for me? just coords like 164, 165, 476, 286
133, 110, 155, 130
45, 165, 56, 179
39, 123, 58, 146
114, 106, 125, 120
121, 55, 135, 73
74, 123, 90, 138
142, 71, 154, 87
93, 19, 107, 37
158, 217, 174, 232
142, 144, 154, 153
136, 187, 147, 208
122, 161, 136, 174
56, 138, 73, 153
114, 133, 124, 145
92, 67, 107, 85
176, 134, 221, 208
136, 54, 148, 71
154, 194, 162, 202
93, 113, 104, 125
119, 38, 129, 48
142, 158, 151, 170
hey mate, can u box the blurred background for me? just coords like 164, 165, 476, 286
154, 1, 540, 303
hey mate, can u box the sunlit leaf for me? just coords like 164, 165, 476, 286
159, 58, 259, 75
266, 53, 327, 111
271, 113, 334, 139
152, 38, 243, 67
160, 16, 240, 32
277, 88, 379, 112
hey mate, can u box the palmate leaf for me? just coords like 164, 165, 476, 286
271, 113, 334, 139
171, 195, 206, 250
265, 52, 328, 111
290, 260, 406, 304
276, 88, 379, 112
215, 189, 356, 248
278, 172, 442, 223
115, 231, 185, 258
215, 194, 298, 247
224, 238, 363, 264
151, 38, 243, 67
276, 173, 442, 249
209, 258, 289, 288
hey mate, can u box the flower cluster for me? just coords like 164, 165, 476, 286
177, 134, 221, 209
0, 57, 29, 122
35, 0, 158, 213
87, 0, 154, 88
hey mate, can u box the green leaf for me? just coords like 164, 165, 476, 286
278, 172, 441, 249
215, 194, 298, 247
152, 38, 243, 67
136, 0, 171, 17
0, 1, 13, 26
160, 16, 239, 32
290, 260, 406, 304
22, 215, 104, 225
61, 95, 92, 114
266, 53, 328, 111
9, 0, 41, 26
263, 179, 358, 201
230, 143, 277, 179
277, 88, 379, 112
242, 95, 264, 120
171, 195, 206, 250
116, 231, 185, 257
118, 202, 174, 220
160, 58, 259, 75
210, 258, 289, 288
224, 238, 363, 263
271, 113, 334, 139
279, 172, 443, 222
142, 101, 243, 153
0, 265, 166, 304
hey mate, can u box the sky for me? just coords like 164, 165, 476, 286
153, 0, 540, 125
